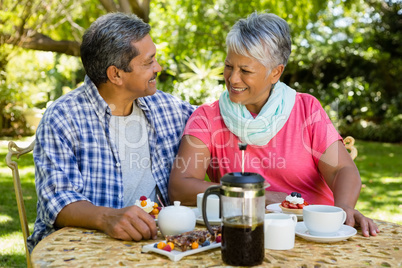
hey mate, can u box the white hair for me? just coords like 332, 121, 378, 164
226, 12, 292, 71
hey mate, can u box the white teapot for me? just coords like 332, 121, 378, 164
158, 201, 196, 236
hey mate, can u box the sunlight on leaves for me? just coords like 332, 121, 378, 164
0, 215, 12, 224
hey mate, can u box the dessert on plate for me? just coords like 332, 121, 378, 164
163, 226, 222, 252
279, 192, 309, 214
135, 196, 161, 219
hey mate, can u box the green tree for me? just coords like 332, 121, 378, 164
0, 0, 151, 56
0, 0, 400, 141
281, 0, 401, 141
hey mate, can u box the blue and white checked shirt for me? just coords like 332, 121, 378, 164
28, 76, 195, 251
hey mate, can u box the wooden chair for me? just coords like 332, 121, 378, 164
5, 140, 35, 268
343, 136, 358, 160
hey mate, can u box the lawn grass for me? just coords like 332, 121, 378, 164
0, 138, 401, 267
0, 139, 37, 268
353, 140, 402, 224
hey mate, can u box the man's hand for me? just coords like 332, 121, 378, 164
55, 201, 158, 241
341, 206, 379, 237
101, 205, 158, 241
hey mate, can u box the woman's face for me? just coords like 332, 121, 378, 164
223, 50, 282, 114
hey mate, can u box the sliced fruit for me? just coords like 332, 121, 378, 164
167, 242, 174, 250
281, 200, 290, 208
191, 242, 199, 249
288, 203, 298, 209
157, 241, 166, 249
163, 244, 172, 252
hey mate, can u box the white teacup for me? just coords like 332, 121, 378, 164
303, 205, 347, 236
264, 213, 297, 250
197, 193, 220, 220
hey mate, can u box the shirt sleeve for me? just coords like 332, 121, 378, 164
302, 96, 342, 165
34, 122, 91, 226
182, 106, 213, 150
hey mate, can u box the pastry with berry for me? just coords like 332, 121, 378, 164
279, 192, 309, 214
135, 196, 161, 219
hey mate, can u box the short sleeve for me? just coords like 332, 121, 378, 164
183, 105, 214, 151
301, 96, 342, 164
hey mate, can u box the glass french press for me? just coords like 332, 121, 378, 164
202, 144, 269, 266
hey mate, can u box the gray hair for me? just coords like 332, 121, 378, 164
80, 12, 151, 86
226, 12, 291, 71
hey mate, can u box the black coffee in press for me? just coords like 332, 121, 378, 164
221, 216, 264, 266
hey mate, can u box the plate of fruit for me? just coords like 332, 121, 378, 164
141, 227, 222, 261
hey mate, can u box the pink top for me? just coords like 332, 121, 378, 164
183, 93, 342, 205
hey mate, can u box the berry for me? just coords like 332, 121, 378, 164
163, 244, 172, 252
157, 241, 166, 249
201, 241, 210, 247
140, 196, 147, 201
288, 203, 298, 209
191, 242, 199, 249
215, 235, 221, 243
157, 207, 162, 211
296, 193, 302, 198
153, 243, 158, 248
297, 203, 305, 209
167, 242, 175, 250
281, 200, 290, 208
290, 192, 298, 197
152, 208, 159, 215
153, 203, 158, 208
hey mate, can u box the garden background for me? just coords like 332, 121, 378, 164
1, 0, 401, 267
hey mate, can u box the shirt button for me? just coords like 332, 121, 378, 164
118, 194, 123, 199
116, 163, 121, 167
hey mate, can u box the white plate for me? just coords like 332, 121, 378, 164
266, 203, 303, 221
191, 208, 222, 225
141, 241, 221, 261
295, 222, 357, 243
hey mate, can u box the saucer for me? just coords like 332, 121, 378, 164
192, 208, 221, 225
266, 203, 303, 221
295, 222, 357, 243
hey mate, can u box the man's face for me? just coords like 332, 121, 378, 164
120, 34, 162, 99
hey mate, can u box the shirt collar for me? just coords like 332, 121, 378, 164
83, 75, 111, 119
136, 96, 150, 112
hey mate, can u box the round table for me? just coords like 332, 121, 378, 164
31, 219, 401, 267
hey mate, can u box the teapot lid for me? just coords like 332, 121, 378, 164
221, 172, 267, 188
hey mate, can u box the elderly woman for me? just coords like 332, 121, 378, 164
169, 12, 378, 236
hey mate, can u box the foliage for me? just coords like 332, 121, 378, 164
339, 115, 402, 143
0, 0, 401, 141
150, 0, 329, 98
0, 45, 84, 136
282, 0, 402, 142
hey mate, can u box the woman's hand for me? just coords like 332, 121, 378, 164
341, 206, 379, 237
318, 141, 379, 236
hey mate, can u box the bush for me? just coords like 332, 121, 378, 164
339, 116, 402, 143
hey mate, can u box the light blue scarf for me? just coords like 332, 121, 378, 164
219, 81, 296, 146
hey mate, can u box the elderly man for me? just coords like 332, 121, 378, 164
29, 12, 195, 251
